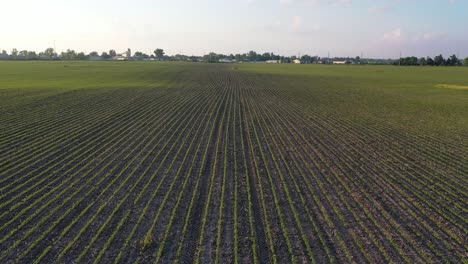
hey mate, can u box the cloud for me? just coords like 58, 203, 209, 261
411, 32, 445, 42
383, 28, 402, 41
423, 32, 438, 40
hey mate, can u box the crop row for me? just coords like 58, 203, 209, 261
0, 66, 464, 263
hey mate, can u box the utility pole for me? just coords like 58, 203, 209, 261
53, 40, 56, 59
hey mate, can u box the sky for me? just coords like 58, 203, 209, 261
1, 0, 467, 58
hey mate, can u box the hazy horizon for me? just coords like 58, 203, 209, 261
1, 0, 467, 59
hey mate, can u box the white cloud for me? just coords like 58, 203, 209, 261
423, 32, 436, 40
412, 32, 445, 42
383, 28, 402, 41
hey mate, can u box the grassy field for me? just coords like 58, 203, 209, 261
0, 61, 466, 263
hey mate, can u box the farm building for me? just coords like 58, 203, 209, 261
89, 56, 104, 61
333, 60, 348, 64
293, 59, 302, 64
219, 58, 235, 63
113, 49, 132, 61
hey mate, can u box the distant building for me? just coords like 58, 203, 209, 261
333, 60, 348, 65
266, 60, 280, 64
113, 48, 132, 61
293, 59, 302, 64
89, 56, 103, 61
219, 58, 235, 63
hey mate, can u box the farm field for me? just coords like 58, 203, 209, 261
0, 61, 466, 263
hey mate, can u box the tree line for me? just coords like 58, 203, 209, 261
395, 54, 466, 66
0, 48, 316, 63
1, 47, 467, 66
0, 48, 166, 61
0, 48, 376, 64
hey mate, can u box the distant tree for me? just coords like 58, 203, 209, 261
134, 51, 149, 60
204, 52, 218, 63
44, 48, 55, 59
434, 54, 445, 66
109, 49, 116, 57
61, 49, 77, 60
101, 52, 111, 60
154, 48, 165, 59
77, 52, 87, 60
19, 50, 28, 58
281, 56, 291, 63
1, 50, 7, 55
408, 56, 418, 65
418, 57, 427, 66
397, 57, 418, 66
11, 48, 18, 59
248, 51, 257, 61
426, 56, 434, 66
445, 56, 452, 66
448, 54, 460, 66
88, 51, 99, 57
464, 57, 468, 66
27, 51, 37, 59
262, 52, 272, 61
173, 54, 188, 61
355, 56, 361, 64
303, 55, 318, 64
301, 55, 312, 63
272, 53, 281, 61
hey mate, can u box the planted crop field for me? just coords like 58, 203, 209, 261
0, 61, 466, 263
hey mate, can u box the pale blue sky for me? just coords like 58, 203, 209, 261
1, 0, 467, 58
